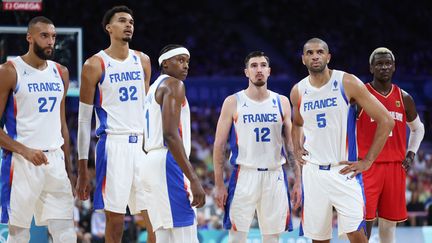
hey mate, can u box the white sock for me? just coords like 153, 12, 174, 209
7, 225, 30, 243
228, 230, 247, 243
48, 219, 77, 243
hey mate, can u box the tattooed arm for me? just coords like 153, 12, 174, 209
280, 95, 302, 210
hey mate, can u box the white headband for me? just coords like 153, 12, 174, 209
158, 47, 190, 66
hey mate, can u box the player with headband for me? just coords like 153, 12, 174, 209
143, 44, 205, 243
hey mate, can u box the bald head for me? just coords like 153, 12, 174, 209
27, 16, 54, 33
303, 38, 329, 53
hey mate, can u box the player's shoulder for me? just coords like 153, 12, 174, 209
0, 60, 17, 74
0, 61, 17, 83
131, 49, 150, 60
83, 54, 104, 71
221, 94, 238, 109
400, 87, 414, 104
50, 61, 69, 74
158, 76, 185, 95
162, 75, 183, 86
341, 71, 361, 84
341, 71, 365, 91
278, 94, 290, 104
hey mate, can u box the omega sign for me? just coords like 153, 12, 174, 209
2, 0, 42, 11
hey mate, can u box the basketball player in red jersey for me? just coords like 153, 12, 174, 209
357, 47, 425, 243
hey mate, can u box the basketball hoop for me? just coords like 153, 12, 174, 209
2, 0, 42, 11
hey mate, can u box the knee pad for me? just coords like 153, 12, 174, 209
262, 233, 280, 243
378, 218, 396, 243
155, 229, 171, 243
228, 230, 247, 243
48, 219, 77, 243
7, 225, 30, 243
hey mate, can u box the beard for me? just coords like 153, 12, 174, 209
122, 36, 132, 42
33, 41, 54, 60
252, 79, 266, 87
307, 63, 327, 73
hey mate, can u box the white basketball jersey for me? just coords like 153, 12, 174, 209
297, 70, 357, 165
3, 57, 64, 150
229, 90, 285, 168
143, 74, 191, 157
93, 50, 146, 136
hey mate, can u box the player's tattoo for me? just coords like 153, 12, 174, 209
285, 145, 301, 178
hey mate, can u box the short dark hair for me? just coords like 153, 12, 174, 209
303, 38, 329, 53
27, 16, 53, 32
244, 51, 270, 68
101, 5, 133, 34
159, 44, 184, 57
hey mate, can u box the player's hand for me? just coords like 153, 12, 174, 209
294, 147, 309, 165
75, 167, 91, 200
22, 148, 48, 166
214, 184, 228, 210
339, 160, 372, 178
67, 173, 77, 197
402, 151, 415, 172
190, 178, 206, 208
291, 180, 302, 210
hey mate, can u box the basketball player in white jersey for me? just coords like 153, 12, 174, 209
213, 51, 302, 243
290, 38, 394, 243
0, 16, 76, 243
143, 44, 205, 243
74, 6, 153, 243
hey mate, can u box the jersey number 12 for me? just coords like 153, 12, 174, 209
254, 127, 270, 142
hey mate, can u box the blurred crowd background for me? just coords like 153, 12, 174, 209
1, 0, 431, 242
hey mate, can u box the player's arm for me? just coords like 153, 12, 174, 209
157, 78, 205, 208
401, 89, 424, 171
289, 84, 307, 165
339, 74, 394, 177
280, 95, 302, 210
212, 95, 236, 209
57, 64, 75, 194
76, 56, 101, 200
138, 52, 151, 94
0, 62, 47, 165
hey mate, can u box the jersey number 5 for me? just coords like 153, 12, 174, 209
316, 113, 327, 128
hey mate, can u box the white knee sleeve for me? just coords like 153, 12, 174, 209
7, 225, 30, 243
155, 229, 170, 243
378, 218, 396, 243
228, 230, 247, 243
262, 233, 280, 243
48, 219, 77, 243
156, 225, 199, 243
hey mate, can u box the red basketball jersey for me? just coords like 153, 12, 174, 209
357, 83, 406, 162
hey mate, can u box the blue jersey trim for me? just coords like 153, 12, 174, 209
166, 151, 195, 227
94, 134, 107, 210
347, 105, 357, 161
228, 124, 238, 166
223, 164, 240, 230
283, 169, 293, 231
340, 80, 349, 105
276, 95, 284, 119
0, 151, 12, 223
4, 92, 17, 140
